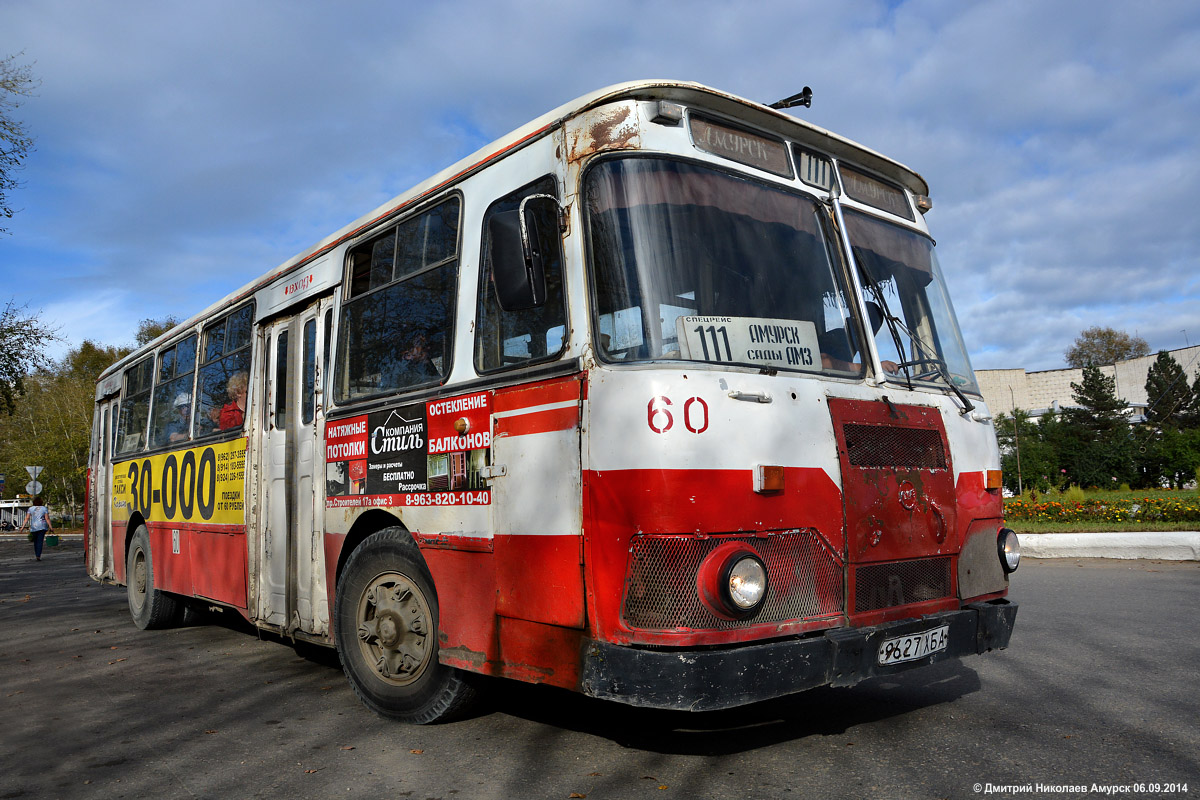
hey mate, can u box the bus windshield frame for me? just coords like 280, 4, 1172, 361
841, 208, 981, 396
583, 155, 866, 378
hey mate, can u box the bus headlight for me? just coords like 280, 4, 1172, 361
998, 528, 1020, 573
727, 556, 767, 610
697, 543, 769, 620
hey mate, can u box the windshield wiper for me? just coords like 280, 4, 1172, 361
856, 266, 975, 415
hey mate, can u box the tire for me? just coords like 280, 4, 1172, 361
126, 525, 181, 630
334, 528, 476, 723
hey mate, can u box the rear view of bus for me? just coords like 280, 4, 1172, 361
86, 81, 1017, 722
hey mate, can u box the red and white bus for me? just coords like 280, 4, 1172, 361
87, 81, 1019, 723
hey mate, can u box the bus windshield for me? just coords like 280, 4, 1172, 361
842, 209, 980, 395
584, 157, 862, 376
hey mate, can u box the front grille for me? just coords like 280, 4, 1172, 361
843, 423, 947, 469
854, 557, 952, 613
621, 530, 844, 631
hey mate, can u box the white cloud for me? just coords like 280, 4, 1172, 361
2, 0, 1198, 374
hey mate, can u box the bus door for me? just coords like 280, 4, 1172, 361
257, 299, 333, 635
91, 397, 119, 578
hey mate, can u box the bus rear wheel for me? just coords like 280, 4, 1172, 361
334, 528, 476, 723
126, 525, 181, 630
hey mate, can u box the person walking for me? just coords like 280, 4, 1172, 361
19, 496, 53, 561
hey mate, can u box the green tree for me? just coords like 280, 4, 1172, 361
0, 340, 120, 518
1059, 365, 1133, 487
0, 300, 57, 414
995, 408, 1060, 493
1182, 372, 1200, 430
1064, 326, 1150, 368
1143, 350, 1194, 429
136, 316, 180, 347
1, 53, 37, 233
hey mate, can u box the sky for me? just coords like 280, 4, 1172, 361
1, 0, 1198, 373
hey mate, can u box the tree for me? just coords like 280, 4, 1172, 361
995, 407, 1060, 493
136, 316, 181, 346
0, 340, 121, 520
1143, 350, 1194, 429
0, 300, 57, 414
1069, 365, 1128, 432
1, 53, 37, 233
1064, 326, 1150, 368
1058, 365, 1133, 486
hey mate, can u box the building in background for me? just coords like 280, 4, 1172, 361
975, 345, 1200, 419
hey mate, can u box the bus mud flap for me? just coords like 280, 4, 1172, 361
967, 600, 1018, 654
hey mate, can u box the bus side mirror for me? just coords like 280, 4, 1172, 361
488, 195, 561, 311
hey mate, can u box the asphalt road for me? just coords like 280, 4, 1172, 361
1, 537, 1197, 800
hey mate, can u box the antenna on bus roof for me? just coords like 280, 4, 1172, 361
767, 87, 813, 110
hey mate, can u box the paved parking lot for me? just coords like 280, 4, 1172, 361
2, 537, 1197, 799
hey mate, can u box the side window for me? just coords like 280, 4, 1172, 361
475, 176, 567, 373
148, 334, 198, 449
302, 318, 317, 425
335, 197, 460, 402
115, 358, 154, 456
274, 330, 289, 429
195, 304, 253, 437
322, 309, 332, 403
100, 407, 109, 463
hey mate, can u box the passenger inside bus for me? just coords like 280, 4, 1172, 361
213, 372, 248, 430
383, 332, 442, 388
166, 393, 192, 442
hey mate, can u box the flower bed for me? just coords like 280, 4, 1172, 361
1004, 496, 1200, 524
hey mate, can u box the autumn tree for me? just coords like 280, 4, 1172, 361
1064, 326, 1150, 368
1, 53, 37, 233
0, 340, 123, 518
0, 300, 57, 414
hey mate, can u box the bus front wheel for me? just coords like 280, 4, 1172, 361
334, 528, 476, 723
126, 525, 181, 630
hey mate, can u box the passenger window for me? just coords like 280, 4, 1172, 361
475, 176, 567, 373
195, 303, 254, 437
335, 197, 460, 403
115, 358, 154, 455
148, 334, 198, 449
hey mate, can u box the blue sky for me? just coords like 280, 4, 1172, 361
2, 0, 1198, 372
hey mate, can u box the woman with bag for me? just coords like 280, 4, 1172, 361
19, 496, 53, 561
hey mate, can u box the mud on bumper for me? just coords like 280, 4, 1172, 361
580, 600, 1017, 711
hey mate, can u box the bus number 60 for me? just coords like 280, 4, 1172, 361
647, 396, 709, 434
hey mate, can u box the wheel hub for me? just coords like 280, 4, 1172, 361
133, 554, 147, 596
356, 575, 431, 685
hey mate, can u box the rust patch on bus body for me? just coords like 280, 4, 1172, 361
568, 104, 640, 162
439, 642, 488, 670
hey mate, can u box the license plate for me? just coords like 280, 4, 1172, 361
877, 625, 949, 665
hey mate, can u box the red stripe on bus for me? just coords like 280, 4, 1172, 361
492, 374, 582, 413
495, 406, 578, 437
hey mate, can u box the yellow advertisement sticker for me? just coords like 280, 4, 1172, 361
112, 438, 247, 527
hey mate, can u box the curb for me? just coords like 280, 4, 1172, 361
1020, 532, 1200, 561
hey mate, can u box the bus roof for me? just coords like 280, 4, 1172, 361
98, 79, 928, 386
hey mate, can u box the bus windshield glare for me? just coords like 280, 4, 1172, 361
585, 157, 862, 376
842, 209, 980, 394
